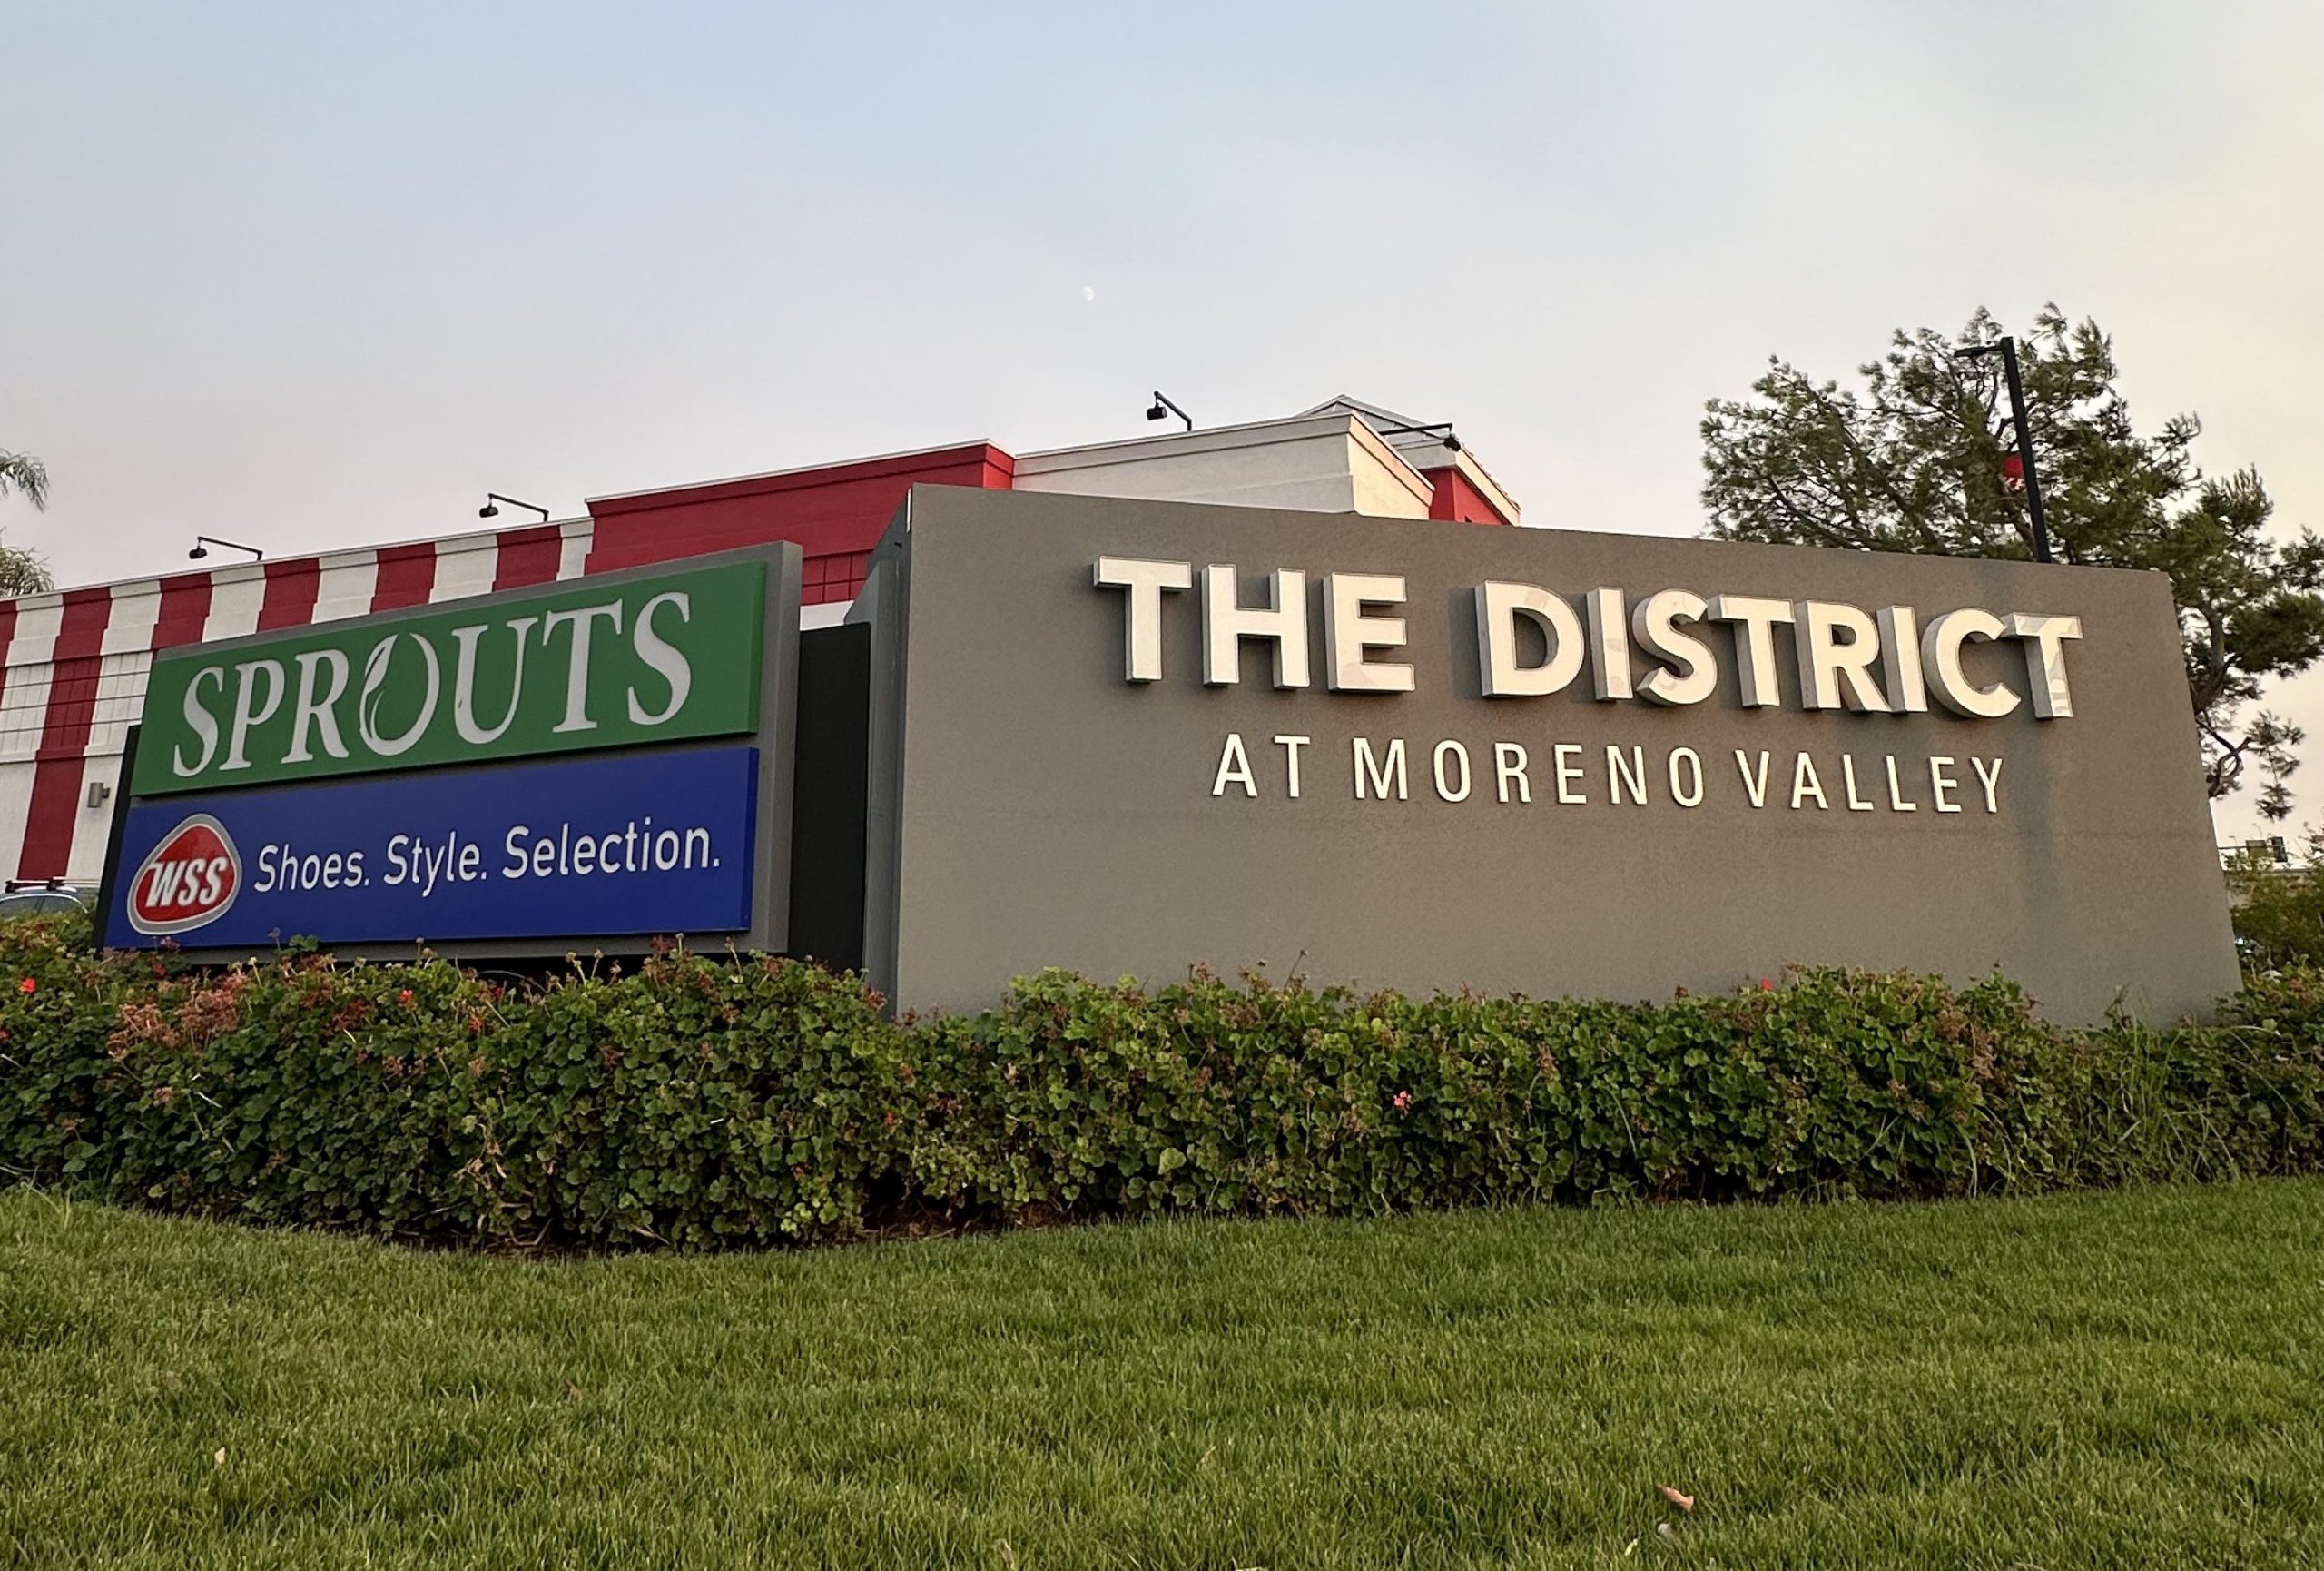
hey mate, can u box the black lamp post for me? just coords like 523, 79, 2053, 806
187, 535, 262, 562
479, 493, 550, 523
1954, 338, 2054, 564
1145, 391, 1193, 433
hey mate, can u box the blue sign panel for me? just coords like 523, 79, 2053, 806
103, 746, 759, 950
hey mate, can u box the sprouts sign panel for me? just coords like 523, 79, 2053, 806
131, 561, 769, 794
103, 547, 801, 957
864, 489, 2239, 1024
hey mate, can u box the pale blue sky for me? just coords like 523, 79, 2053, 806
5, 2, 2322, 833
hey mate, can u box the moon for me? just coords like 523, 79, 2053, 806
1081, 285, 1096, 302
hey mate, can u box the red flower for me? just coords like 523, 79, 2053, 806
16, 977, 34, 995
1393, 1090, 1413, 1112
398, 989, 414, 1006
1758, 979, 1774, 992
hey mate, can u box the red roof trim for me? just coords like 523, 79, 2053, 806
589, 442, 1015, 517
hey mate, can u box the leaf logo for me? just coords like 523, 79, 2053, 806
126, 814, 242, 935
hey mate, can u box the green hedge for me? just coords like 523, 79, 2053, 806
3, 913, 2319, 1250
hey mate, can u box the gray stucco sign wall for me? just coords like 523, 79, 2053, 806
862, 488, 2239, 1023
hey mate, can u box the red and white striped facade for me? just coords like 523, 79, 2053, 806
3, 400, 1518, 886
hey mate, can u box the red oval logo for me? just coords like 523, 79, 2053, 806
126, 815, 242, 935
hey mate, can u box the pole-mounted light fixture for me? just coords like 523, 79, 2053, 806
1145, 391, 1192, 432
1954, 339, 2053, 564
187, 535, 263, 563
479, 493, 550, 523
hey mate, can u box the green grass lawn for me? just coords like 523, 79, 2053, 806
4, 1183, 2321, 1570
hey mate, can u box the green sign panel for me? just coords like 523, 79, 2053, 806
132, 560, 768, 795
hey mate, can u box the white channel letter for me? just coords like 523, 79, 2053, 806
1790, 753, 1829, 810
1876, 607, 1929, 713
1706, 596, 1797, 708
172, 666, 225, 776
1273, 735, 1310, 798
221, 659, 286, 771
1669, 747, 1705, 807
1840, 756, 1875, 811
1323, 573, 1415, 693
544, 601, 625, 733
1608, 745, 1648, 805
1474, 582, 1584, 697
1433, 740, 1472, 802
1585, 588, 1633, 700
1212, 733, 1256, 797
1631, 589, 1716, 706
1201, 565, 1309, 688
2006, 612, 2083, 719
358, 633, 442, 756
1093, 557, 1193, 683
1921, 608, 2020, 718
1353, 737, 1408, 800
451, 616, 539, 745
1495, 743, 1531, 803
1974, 756, 2004, 813
1792, 600, 1892, 712
1929, 756, 1963, 812
626, 594, 693, 725
283, 648, 352, 763
1553, 744, 1586, 804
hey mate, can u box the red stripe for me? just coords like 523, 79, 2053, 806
17, 759, 84, 879
151, 570, 216, 650
17, 588, 115, 879
371, 542, 437, 610
0, 600, 18, 669
256, 557, 323, 630
491, 525, 562, 591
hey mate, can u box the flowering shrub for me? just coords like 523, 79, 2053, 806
1, 910, 2319, 1251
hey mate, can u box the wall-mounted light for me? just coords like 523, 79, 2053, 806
188, 535, 263, 562
1146, 391, 1192, 432
479, 493, 550, 522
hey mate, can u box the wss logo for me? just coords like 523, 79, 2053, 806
125, 815, 242, 935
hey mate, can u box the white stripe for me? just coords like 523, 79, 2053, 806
66, 753, 120, 884
80, 582, 167, 762
429, 538, 500, 604
314, 550, 380, 623
102, 584, 163, 655
202, 567, 267, 642
86, 649, 153, 759
801, 600, 854, 630
558, 519, 595, 580
0, 601, 64, 766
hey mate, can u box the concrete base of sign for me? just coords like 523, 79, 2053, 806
862, 488, 2240, 1026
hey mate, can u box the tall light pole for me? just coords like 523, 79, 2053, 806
1955, 338, 2054, 564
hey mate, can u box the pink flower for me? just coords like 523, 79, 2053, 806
397, 989, 414, 1006
1393, 1090, 1413, 1112
1758, 979, 1774, 992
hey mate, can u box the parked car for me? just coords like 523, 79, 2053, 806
0, 878, 94, 918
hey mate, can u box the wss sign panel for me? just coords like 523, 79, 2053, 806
104, 746, 761, 951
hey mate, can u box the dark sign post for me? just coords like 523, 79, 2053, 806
102, 546, 802, 960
